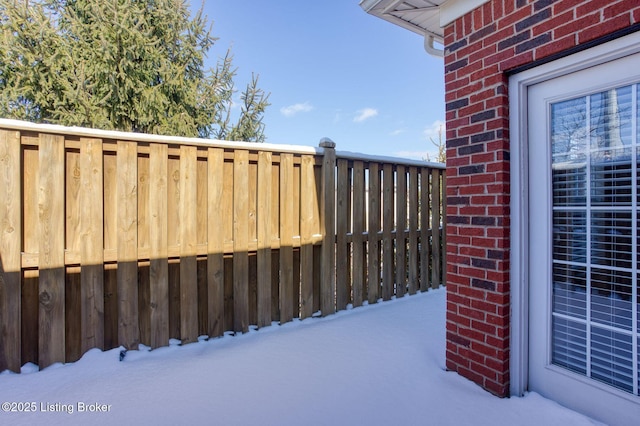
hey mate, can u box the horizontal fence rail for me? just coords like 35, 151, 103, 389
0, 120, 445, 372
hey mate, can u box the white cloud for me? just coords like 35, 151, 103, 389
353, 108, 378, 123
423, 119, 445, 143
280, 102, 313, 117
389, 128, 406, 136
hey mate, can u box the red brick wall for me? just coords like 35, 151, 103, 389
443, 0, 640, 397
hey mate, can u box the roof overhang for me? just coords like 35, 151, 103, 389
359, 0, 490, 57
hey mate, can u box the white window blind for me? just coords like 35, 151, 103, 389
550, 83, 639, 395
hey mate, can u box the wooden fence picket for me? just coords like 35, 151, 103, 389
367, 163, 381, 304
149, 143, 169, 348
0, 130, 21, 373
0, 120, 445, 372
38, 133, 66, 368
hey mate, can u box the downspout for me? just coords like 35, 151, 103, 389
424, 32, 444, 58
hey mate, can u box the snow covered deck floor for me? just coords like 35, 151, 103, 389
0, 289, 598, 425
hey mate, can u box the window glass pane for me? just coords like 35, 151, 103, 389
591, 211, 633, 269
590, 148, 633, 206
550, 83, 638, 396
591, 268, 633, 330
552, 317, 587, 375
553, 211, 586, 263
590, 86, 633, 150
591, 326, 634, 393
553, 264, 586, 318
552, 97, 587, 206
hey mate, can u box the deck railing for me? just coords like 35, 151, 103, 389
0, 119, 445, 372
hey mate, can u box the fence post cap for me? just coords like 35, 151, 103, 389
318, 138, 336, 149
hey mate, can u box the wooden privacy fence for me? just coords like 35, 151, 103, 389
0, 120, 446, 373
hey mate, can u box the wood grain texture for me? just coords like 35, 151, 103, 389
320, 146, 336, 316
38, 133, 66, 368
0, 130, 22, 372
179, 146, 198, 343
233, 150, 249, 333
0, 121, 447, 371
408, 167, 419, 295
336, 159, 350, 311
420, 169, 430, 292
279, 153, 294, 324
299, 155, 316, 319
367, 163, 380, 304
395, 166, 407, 298
116, 141, 139, 350
207, 148, 224, 337
257, 151, 272, 327
80, 138, 104, 352
149, 143, 169, 348
382, 163, 394, 301
351, 161, 365, 307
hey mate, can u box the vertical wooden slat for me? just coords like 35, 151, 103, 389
223, 159, 234, 245
179, 146, 198, 343
352, 160, 365, 307
167, 155, 180, 339
382, 163, 394, 301
65, 267, 81, 362
197, 159, 208, 245
270, 161, 280, 322
367, 163, 380, 304
149, 143, 169, 348
196, 158, 208, 336
138, 155, 150, 251
336, 158, 349, 311
80, 138, 104, 352
299, 155, 316, 319
420, 168, 430, 292
117, 141, 139, 350
431, 169, 441, 288
65, 148, 82, 362
64, 149, 80, 361
319, 141, 336, 316
293, 249, 300, 319
38, 133, 66, 368
396, 165, 407, 298
313, 166, 322, 314
408, 167, 419, 295
103, 152, 118, 350
257, 151, 272, 327
248, 253, 258, 326
292, 162, 301, 319
279, 153, 294, 324
207, 148, 224, 337
223, 256, 233, 331
0, 130, 22, 372
233, 150, 249, 333
197, 259, 208, 336
21, 142, 39, 365
137, 153, 150, 346
21, 271, 38, 366
248, 161, 258, 243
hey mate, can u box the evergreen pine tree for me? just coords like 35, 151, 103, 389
0, 0, 270, 141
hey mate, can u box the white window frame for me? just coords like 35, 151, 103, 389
508, 30, 640, 398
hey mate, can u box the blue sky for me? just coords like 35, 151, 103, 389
197, 1, 445, 160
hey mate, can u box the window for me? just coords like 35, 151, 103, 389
550, 83, 639, 395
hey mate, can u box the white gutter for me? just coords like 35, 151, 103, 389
359, 0, 445, 57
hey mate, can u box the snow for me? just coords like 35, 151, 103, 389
0, 289, 600, 425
